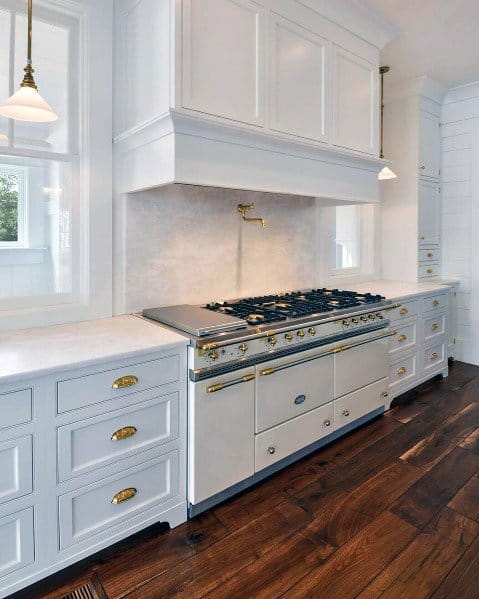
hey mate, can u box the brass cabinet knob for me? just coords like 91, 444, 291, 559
324, 419, 331, 427
431, 323, 439, 331
427, 268, 433, 274
111, 426, 137, 442
382, 391, 389, 397
430, 352, 439, 360
420, 165, 426, 170
398, 334, 407, 342
297, 330, 305, 338
427, 252, 434, 258
376, 313, 384, 319
112, 375, 138, 390
308, 327, 316, 336
342, 410, 350, 417
399, 307, 408, 315
267, 446, 276, 455
397, 366, 407, 376
360, 315, 368, 322
111, 487, 137, 505
284, 332, 293, 341
342, 319, 351, 327
267, 336, 277, 346
369, 313, 376, 320
420, 235, 425, 240
433, 300, 440, 307
351, 318, 359, 324
239, 343, 248, 354
208, 350, 219, 360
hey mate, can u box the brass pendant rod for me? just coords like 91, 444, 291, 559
27, 0, 32, 61
379, 66, 390, 160
21, 0, 37, 89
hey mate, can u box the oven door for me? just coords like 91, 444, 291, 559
188, 366, 255, 506
334, 329, 391, 397
255, 345, 335, 433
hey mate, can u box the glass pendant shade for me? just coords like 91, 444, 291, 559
378, 166, 398, 180
0, 86, 58, 122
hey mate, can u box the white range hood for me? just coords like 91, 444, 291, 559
113, 0, 396, 203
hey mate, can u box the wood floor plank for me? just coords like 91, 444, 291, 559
431, 535, 479, 599
460, 427, 479, 454
357, 508, 479, 599
448, 476, 479, 522
283, 511, 417, 599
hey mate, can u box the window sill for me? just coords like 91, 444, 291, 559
0, 247, 47, 266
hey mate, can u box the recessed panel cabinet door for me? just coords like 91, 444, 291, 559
182, 0, 264, 126
332, 45, 378, 155
419, 111, 441, 178
270, 14, 328, 142
418, 180, 440, 245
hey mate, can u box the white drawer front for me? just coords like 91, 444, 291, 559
57, 354, 180, 414
388, 300, 419, 323
255, 401, 334, 472
389, 322, 417, 355
0, 435, 32, 505
59, 451, 179, 549
0, 388, 32, 431
0, 508, 34, 579
255, 351, 334, 433
57, 392, 179, 481
419, 248, 439, 263
424, 313, 446, 343
423, 340, 446, 373
389, 353, 418, 391
419, 262, 440, 278
334, 336, 388, 397
334, 378, 387, 430
423, 292, 447, 313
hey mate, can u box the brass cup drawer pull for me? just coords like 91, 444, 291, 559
112, 375, 138, 390
111, 426, 137, 442
399, 308, 409, 315
430, 352, 439, 360
267, 446, 276, 455
397, 366, 407, 376
342, 409, 350, 417
111, 487, 137, 505
431, 323, 439, 331
397, 334, 407, 342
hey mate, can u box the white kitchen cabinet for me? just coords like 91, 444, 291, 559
270, 14, 328, 142
332, 45, 378, 155
182, 0, 264, 126
0, 508, 34, 580
418, 179, 441, 246
419, 110, 441, 179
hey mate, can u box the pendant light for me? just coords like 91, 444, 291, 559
0, 0, 58, 123
378, 66, 397, 181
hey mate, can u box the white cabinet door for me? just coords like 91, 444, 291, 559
418, 180, 440, 246
331, 45, 378, 155
0, 508, 34, 579
182, 0, 264, 126
270, 14, 328, 143
419, 111, 441, 178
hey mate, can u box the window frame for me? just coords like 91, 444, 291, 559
0, 163, 27, 248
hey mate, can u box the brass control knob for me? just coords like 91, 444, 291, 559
376, 313, 383, 319
208, 350, 219, 361
308, 327, 316, 336
342, 319, 350, 327
267, 336, 277, 346
360, 315, 368, 322
297, 330, 305, 338
284, 332, 293, 341
267, 446, 276, 455
238, 343, 248, 354
351, 318, 359, 324
369, 313, 376, 320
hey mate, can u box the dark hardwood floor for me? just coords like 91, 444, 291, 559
17, 361, 479, 599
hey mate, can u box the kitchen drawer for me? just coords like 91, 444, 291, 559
422, 340, 446, 374
334, 334, 388, 397
334, 378, 388, 430
389, 352, 418, 392
389, 322, 417, 355
419, 262, 440, 278
0, 508, 34, 579
255, 401, 334, 472
57, 354, 180, 413
255, 350, 334, 433
423, 313, 446, 343
423, 292, 447, 313
0, 388, 32, 431
58, 450, 179, 549
419, 247, 439, 263
0, 435, 32, 506
387, 300, 419, 323
57, 392, 179, 481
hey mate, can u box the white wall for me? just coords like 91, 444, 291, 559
121, 185, 321, 313
441, 82, 479, 364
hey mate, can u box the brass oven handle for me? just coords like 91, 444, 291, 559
397, 366, 407, 376
111, 487, 137, 505
430, 352, 439, 360
111, 426, 137, 442
206, 373, 255, 393
112, 375, 138, 390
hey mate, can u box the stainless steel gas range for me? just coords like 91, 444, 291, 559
142, 288, 399, 516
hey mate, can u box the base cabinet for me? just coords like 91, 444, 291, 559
0, 508, 34, 580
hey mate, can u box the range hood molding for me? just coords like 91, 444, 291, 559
115, 109, 388, 203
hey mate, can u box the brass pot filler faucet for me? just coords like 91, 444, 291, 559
237, 203, 266, 228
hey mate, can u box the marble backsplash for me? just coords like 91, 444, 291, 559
123, 184, 321, 312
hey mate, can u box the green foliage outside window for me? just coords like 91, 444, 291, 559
0, 173, 19, 242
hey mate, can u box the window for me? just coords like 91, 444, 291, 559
332, 205, 360, 270
0, 165, 26, 247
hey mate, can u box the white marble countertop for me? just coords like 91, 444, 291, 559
344, 279, 455, 301
0, 315, 187, 385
